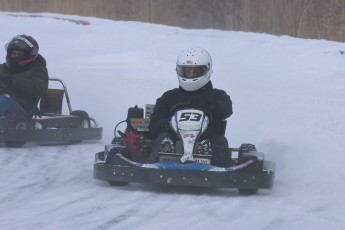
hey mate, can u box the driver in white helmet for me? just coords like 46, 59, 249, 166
149, 47, 233, 167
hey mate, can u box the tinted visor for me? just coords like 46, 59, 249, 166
177, 65, 208, 78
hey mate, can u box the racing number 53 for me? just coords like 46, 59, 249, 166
179, 112, 202, 122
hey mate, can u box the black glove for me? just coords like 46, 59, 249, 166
189, 89, 215, 108
169, 101, 190, 116
189, 98, 207, 110
0, 74, 12, 90
189, 90, 215, 110
189, 98, 214, 121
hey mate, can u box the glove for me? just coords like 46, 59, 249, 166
189, 91, 215, 111
0, 74, 12, 90
169, 101, 190, 116
189, 98, 207, 111
189, 98, 214, 121
189, 98, 215, 112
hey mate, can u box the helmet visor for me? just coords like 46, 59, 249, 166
177, 65, 208, 79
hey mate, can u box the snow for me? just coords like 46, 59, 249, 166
1, 12, 345, 230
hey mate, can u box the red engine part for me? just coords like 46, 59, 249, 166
123, 130, 141, 161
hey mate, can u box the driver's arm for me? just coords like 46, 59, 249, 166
149, 96, 171, 140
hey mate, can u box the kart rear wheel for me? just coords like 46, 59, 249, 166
108, 181, 129, 186
71, 110, 91, 128
239, 143, 257, 156
238, 188, 259, 195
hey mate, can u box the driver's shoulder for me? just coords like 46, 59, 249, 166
162, 87, 181, 97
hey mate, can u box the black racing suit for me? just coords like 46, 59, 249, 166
149, 81, 233, 167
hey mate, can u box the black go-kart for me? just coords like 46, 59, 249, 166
94, 104, 275, 194
0, 78, 102, 147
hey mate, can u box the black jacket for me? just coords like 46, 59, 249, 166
0, 54, 49, 112
149, 81, 233, 140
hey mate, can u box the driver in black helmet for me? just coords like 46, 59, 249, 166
0, 35, 49, 118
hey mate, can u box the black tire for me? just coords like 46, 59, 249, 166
238, 188, 259, 195
108, 181, 129, 186
71, 110, 91, 128
238, 143, 257, 159
4, 121, 28, 148
95, 151, 105, 161
239, 143, 257, 154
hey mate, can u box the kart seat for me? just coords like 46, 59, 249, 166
39, 88, 65, 116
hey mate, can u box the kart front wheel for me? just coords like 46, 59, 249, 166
4, 121, 28, 148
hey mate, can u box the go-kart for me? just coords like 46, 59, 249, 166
0, 78, 102, 147
94, 104, 275, 194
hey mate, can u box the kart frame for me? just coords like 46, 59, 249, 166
0, 78, 102, 146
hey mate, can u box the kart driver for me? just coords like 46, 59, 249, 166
149, 47, 233, 167
0, 35, 49, 118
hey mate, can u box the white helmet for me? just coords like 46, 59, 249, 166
176, 47, 212, 91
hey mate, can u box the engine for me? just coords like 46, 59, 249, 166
113, 105, 154, 162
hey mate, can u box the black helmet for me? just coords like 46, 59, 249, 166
5, 35, 39, 71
